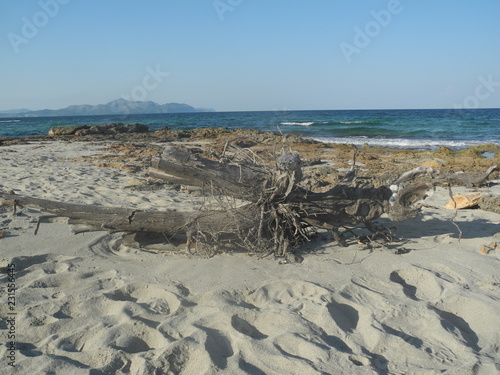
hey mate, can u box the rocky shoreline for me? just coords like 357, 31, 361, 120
1, 123, 499, 186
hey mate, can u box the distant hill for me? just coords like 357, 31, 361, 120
0, 108, 31, 115
0, 99, 214, 117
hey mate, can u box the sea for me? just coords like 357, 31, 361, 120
0, 108, 498, 150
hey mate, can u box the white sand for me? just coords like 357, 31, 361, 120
1, 141, 499, 374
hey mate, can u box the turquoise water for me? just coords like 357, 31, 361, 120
0, 108, 498, 150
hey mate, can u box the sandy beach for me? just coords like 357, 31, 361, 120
1, 134, 499, 374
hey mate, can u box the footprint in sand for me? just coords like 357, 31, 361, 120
30, 273, 77, 289
390, 268, 443, 301
231, 313, 268, 339
198, 326, 234, 370
247, 279, 332, 308
41, 261, 71, 274
434, 294, 499, 352
273, 332, 331, 365
47, 304, 171, 357
9, 254, 51, 271
104, 283, 182, 315
114, 335, 151, 353
29, 268, 116, 292
326, 299, 359, 334
151, 341, 197, 374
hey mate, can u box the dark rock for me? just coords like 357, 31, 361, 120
48, 125, 89, 136
48, 123, 148, 137
75, 125, 103, 136
105, 123, 148, 134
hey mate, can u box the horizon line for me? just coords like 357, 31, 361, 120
2, 107, 500, 116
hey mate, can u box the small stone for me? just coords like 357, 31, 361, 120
48, 123, 148, 136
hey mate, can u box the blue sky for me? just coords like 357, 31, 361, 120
1, 0, 499, 111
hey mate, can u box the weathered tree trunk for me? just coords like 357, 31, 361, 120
1, 146, 441, 255
148, 147, 435, 252
149, 146, 269, 201
1, 193, 259, 235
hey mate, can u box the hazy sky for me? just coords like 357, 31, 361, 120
1, 0, 499, 111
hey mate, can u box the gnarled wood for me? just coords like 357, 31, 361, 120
1, 146, 447, 255
150, 146, 268, 201
1, 193, 260, 236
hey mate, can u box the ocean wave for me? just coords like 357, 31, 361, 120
339, 121, 365, 124
309, 136, 500, 150
0, 120, 21, 123
281, 122, 314, 126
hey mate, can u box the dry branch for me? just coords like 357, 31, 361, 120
1, 193, 259, 236
440, 165, 498, 188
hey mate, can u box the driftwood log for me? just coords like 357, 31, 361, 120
1, 146, 440, 257
148, 147, 435, 252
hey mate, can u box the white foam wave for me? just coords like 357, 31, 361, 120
281, 122, 314, 126
309, 136, 500, 150
0, 120, 21, 123
339, 121, 365, 124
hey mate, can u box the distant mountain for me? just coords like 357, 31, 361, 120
0, 108, 31, 115
0, 99, 214, 117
